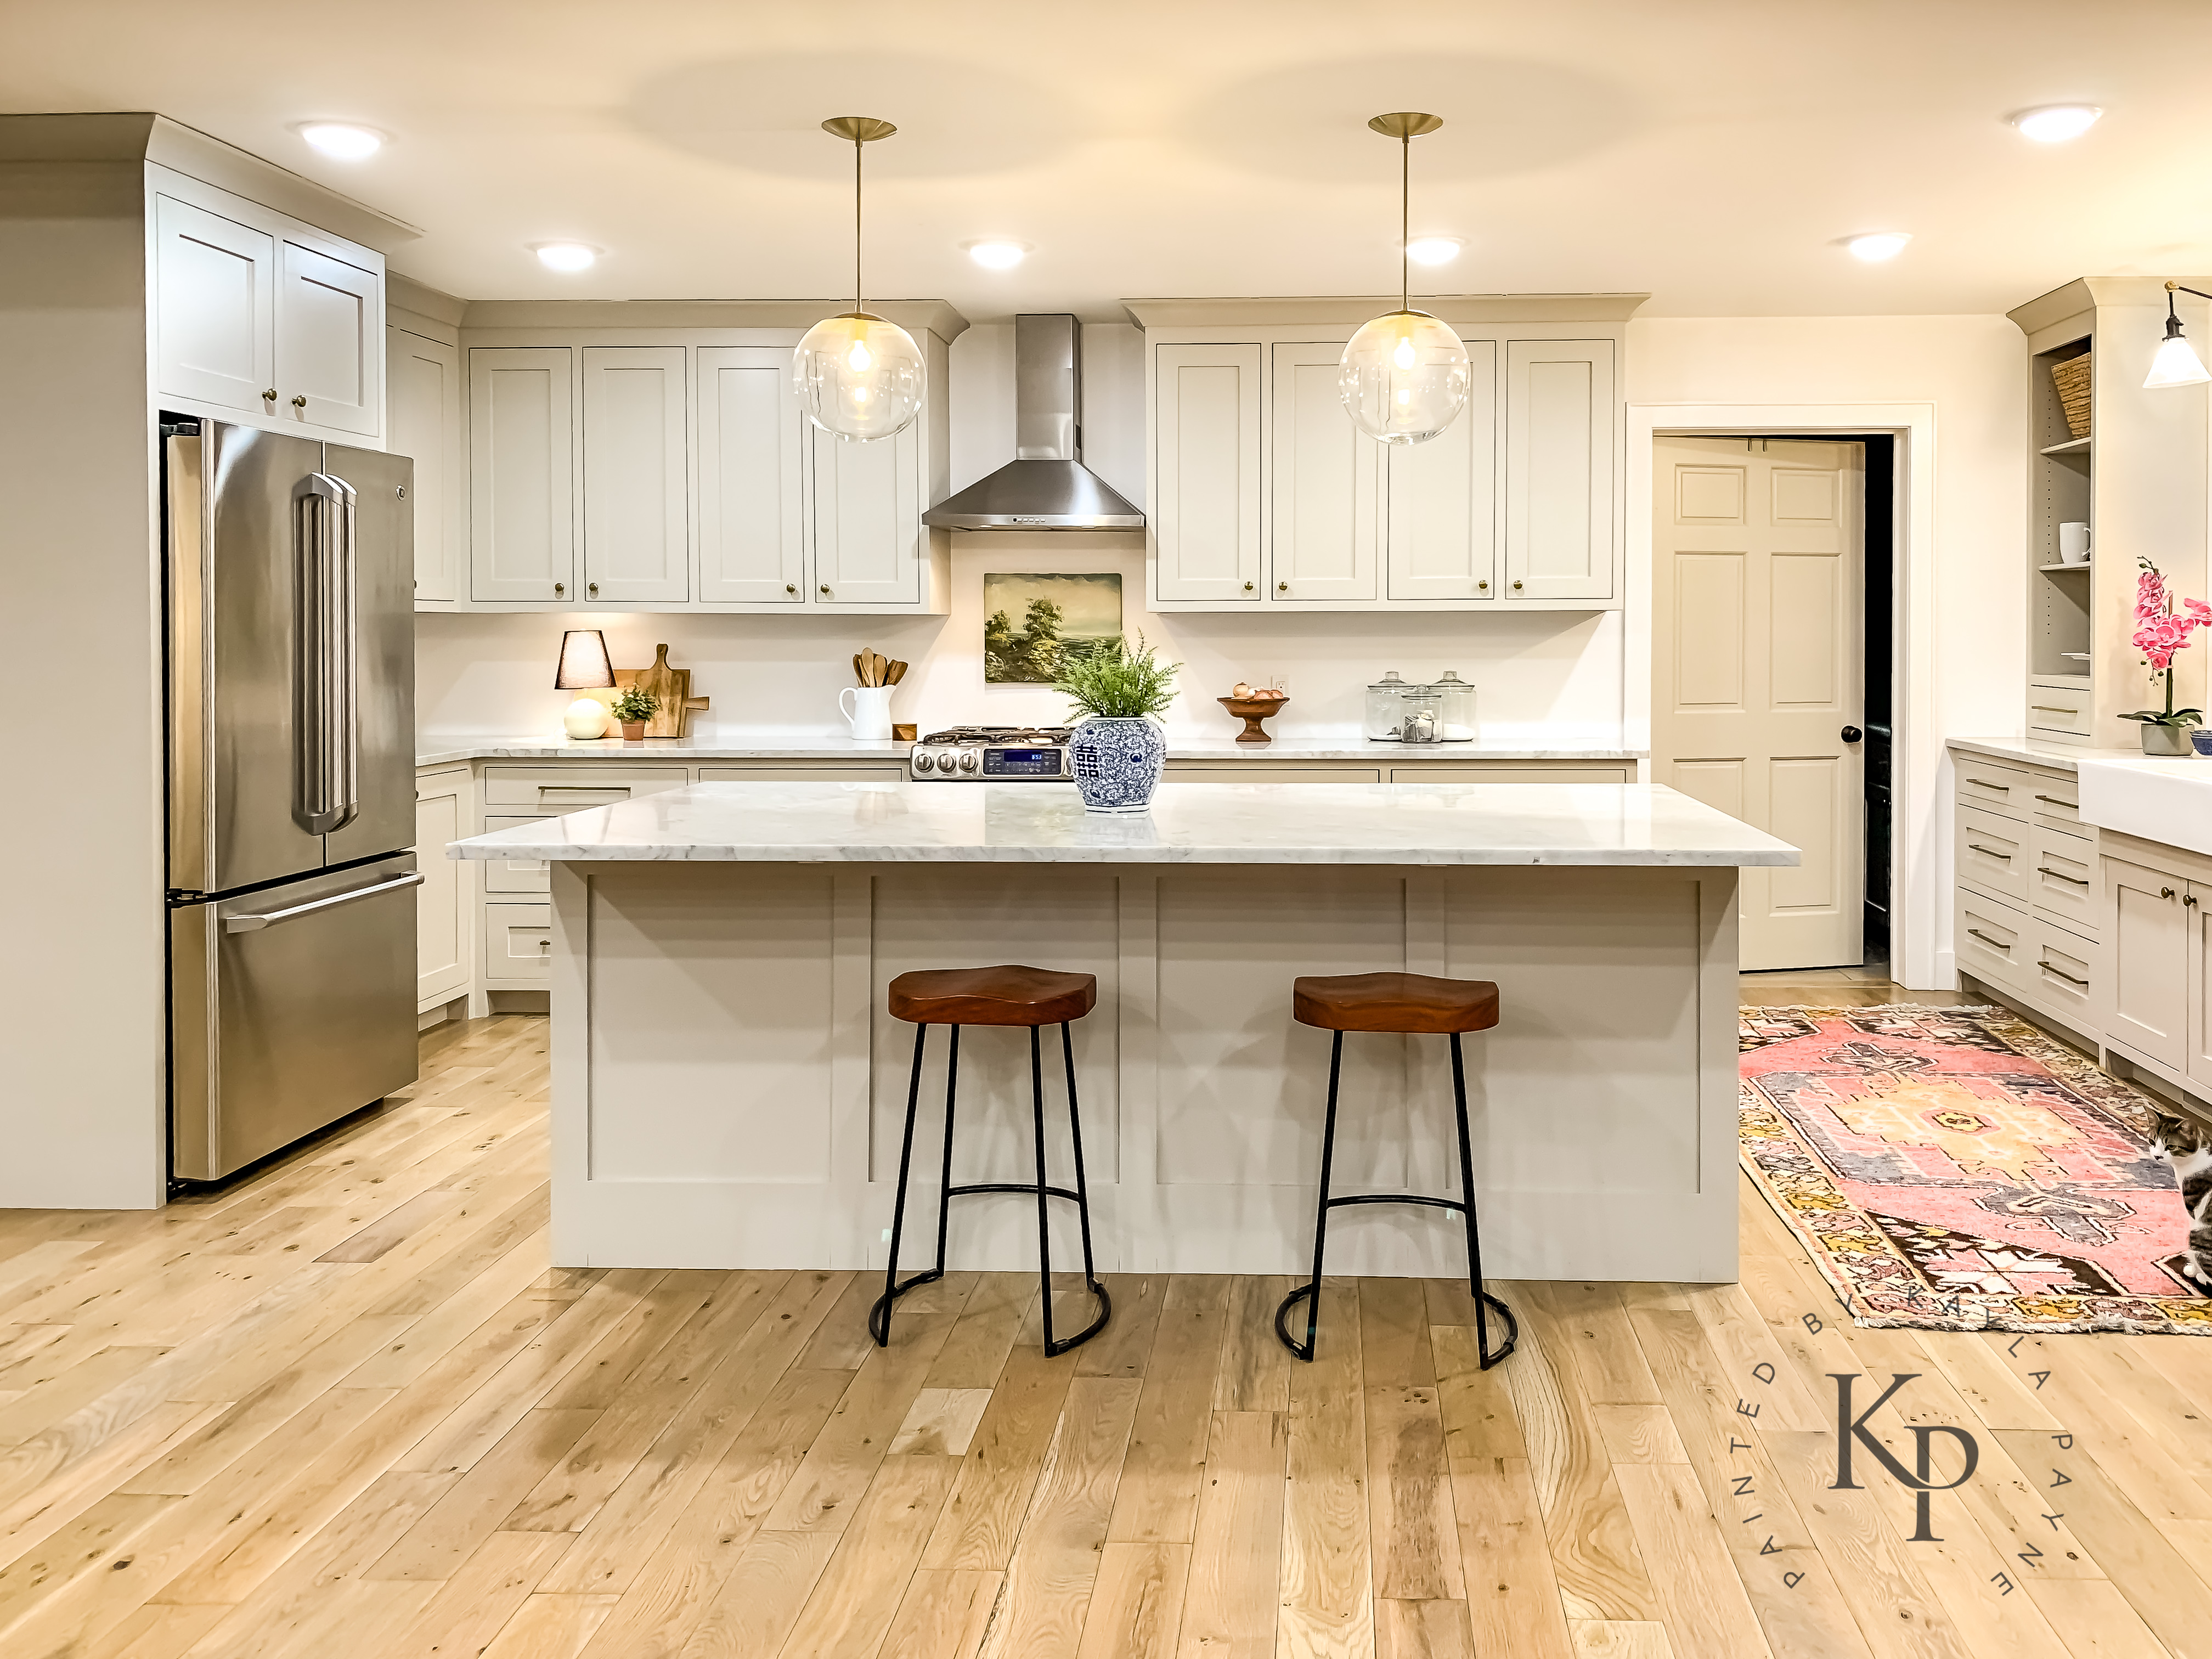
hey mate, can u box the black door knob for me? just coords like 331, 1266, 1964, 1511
1841, 725, 1864, 743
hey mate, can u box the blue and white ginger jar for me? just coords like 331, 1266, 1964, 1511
1067, 716, 1167, 814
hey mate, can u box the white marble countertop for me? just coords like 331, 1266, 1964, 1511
448, 780, 1797, 867
415, 733, 1646, 768
1947, 735, 2146, 773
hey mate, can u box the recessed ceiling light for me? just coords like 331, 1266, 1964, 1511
1404, 236, 1464, 266
2012, 104, 2103, 143
1846, 232, 1912, 262
966, 240, 1030, 269
296, 122, 385, 161
532, 242, 600, 273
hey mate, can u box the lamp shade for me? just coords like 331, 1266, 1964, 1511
2146, 332, 2212, 390
555, 629, 616, 689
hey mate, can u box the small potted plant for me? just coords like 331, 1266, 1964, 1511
610, 684, 660, 741
2121, 557, 2212, 755
1056, 635, 1181, 813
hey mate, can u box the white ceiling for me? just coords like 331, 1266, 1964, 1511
12, 0, 2212, 320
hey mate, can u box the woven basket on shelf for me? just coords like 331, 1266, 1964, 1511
2051, 353, 2092, 439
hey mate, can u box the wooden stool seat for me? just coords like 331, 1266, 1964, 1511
1293, 972, 1499, 1035
888, 965, 1097, 1028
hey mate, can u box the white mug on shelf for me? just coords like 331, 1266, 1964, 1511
2059, 522, 2091, 564
839, 686, 895, 741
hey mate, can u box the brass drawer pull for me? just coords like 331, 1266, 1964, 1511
2035, 866, 2089, 885
2033, 794, 2076, 808
2030, 704, 2076, 713
1966, 928, 2011, 949
1965, 778, 2008, 791
2037, 960, 2089, 986
1966, 843, 2012, 859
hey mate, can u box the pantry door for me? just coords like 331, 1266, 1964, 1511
1653, 437, 1865, 970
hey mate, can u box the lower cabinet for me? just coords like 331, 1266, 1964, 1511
485, 903, 553, 983
2106, 856, 2190, 1072
414, 768, 471, 1010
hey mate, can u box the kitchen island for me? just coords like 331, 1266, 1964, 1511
452, 781, 1795, 1282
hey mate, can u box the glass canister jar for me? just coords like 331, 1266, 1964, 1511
1396, 684, 1444, 744
1364, 670, 1410, 741
1434, 670, 1476, 741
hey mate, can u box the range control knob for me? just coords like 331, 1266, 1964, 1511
912, 752, 934, 773
960, 750, 980, 772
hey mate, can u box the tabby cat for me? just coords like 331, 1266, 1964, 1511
2147, 1108, 2212, 1291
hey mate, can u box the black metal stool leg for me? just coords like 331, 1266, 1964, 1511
871, 1023, 936, 1346
1051, 1020, 1110, 1356
1029, 1023, 1056, 1355
1450, 1032, 1517, 1369
933, 1026, 961, 1277
1275, 1030, 1344, 1361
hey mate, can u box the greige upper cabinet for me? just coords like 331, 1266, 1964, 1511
387, 328, 464, 604
1269, 342, 1379, 602
278, 241, 380, 437
697, 346, 805, 604
1504, 338, 1615, 601
154, 196, 275, 413
580, 346, 688, 603
1153, 342, 1263, 603
469, 347, 574, 603
809, 419, 923, 606
1388, 338, 1499, 601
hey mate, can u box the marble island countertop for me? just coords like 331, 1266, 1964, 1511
448, 780, 1797, 867
416, 733, 1647, 767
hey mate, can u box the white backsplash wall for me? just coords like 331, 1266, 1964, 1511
416, 535, 1624, 745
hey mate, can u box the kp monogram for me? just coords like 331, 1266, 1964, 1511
1830, 1373, 1979, 1541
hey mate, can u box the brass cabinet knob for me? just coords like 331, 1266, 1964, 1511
587, 582, 599, 596
1242, 580, 1254, 592
1477, 579, 1489, 590
291, 394, 307, 408
820, 584, 831, 595
262, 388, 276, 402
1277, 581, 1289, 592
554, 582, 565, 595
1512, 579, 1524, 590
786, 583, 798, 594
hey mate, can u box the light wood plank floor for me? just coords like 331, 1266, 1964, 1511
2, 992, 2204, 1659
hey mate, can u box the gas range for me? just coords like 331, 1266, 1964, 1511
909, 726, 1074, 781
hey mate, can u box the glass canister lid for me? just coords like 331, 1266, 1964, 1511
1369, 669, 1408, 689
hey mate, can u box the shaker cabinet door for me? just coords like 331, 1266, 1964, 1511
698, 346, 806, 603
808, 420, 922, 605
1504, 338, 1615, 600
276, 241, 381, 437
2107, 856, 2188, 1070
580, 346, 690, 602
469, 348, 575, 603
387, 328, 464, 603
153, 195, 276, 414
1154, 343, 1262, 602
1268, 341, 1378, 602
414, 776, 470, 1007
1388, 337, 1499, 601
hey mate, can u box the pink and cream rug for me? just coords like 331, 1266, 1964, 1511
1740, 1004, 2212, 1335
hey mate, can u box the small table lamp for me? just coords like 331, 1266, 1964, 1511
556, 629, 616, 740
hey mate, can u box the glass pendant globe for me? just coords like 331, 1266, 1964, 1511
1338, 310, 1471, 445
793, 312, 926, 442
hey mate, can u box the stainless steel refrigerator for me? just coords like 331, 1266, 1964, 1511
166, 420, 419, 1181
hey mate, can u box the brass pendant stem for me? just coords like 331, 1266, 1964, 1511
854, 135, 864, 313
819, 117, 899, 317
1401, 134, 1410, 315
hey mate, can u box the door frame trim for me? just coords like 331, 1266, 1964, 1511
1627, 402, 1936, 990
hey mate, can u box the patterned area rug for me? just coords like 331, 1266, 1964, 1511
1740, 1004, 2212, 1335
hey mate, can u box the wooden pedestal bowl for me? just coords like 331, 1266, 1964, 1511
1218, 694, 1289, 744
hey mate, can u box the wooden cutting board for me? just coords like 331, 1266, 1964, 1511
616, 644, 710, 738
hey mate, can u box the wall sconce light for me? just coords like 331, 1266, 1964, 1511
555, 629, 616, 740
2146, 282, 2212, 389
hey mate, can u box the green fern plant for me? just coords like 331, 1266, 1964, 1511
1054, 634, 1181, 720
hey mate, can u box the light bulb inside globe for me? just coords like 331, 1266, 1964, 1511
1339, 310, 1472, 445
793, 312, 926, 441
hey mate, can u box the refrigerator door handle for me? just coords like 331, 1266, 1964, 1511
295, 472, 360, 835
224, 871, 423, 933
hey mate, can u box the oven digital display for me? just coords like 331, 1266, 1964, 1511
983, 747, 1064, 777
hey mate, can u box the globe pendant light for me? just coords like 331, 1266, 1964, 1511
793, 117, 926, 442
1339, 112, 1471, 445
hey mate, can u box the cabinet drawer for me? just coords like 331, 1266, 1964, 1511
482, 815, 550, 894
2021, 917, 2096, 1027
1956, 805, 2030, 907
1953, 755, 2032, 821
2025, 774, 2084, 830
696, 765, 907, 782
1164, 765, 1384, 782
1389, 765, 1633, 782
483, 766, 690, 808
2027, 823, 2097, 933
2027, 686, 2092, 738
1956, 892, 2028, 991
486, 902, 552, 980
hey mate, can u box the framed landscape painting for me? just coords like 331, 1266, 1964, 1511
983, 572, 1124, 684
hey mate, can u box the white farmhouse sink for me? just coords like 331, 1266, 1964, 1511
2076, 757, 2212, 856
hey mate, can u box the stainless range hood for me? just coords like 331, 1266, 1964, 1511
923, 313, 1144, 531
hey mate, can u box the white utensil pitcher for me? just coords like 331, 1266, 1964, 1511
840, 686, 895, 741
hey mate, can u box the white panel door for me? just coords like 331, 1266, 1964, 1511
581, 346, 689, 603
1388, 337, 1499, 601
414, 778, 469, 1006
697, 346, 805, 603
469, 347, 574, 603
1652, 437, 1864, 970
1154, 343, 1261, 602
386, 328, 463, 603
2108, 858, 2187, 1070
808, 421, 921, 605
1505, 338, 1615, 600
1268, 342, 1378, 602
153, 195, 274, 414
276, 241, 380, 437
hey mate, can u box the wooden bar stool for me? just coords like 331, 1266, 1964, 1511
871, 964, 1111, 1357
1276, 970, 1517, 1369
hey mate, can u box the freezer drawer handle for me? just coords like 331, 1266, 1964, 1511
294, 473, 359, 835
224, 872, 422, 933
